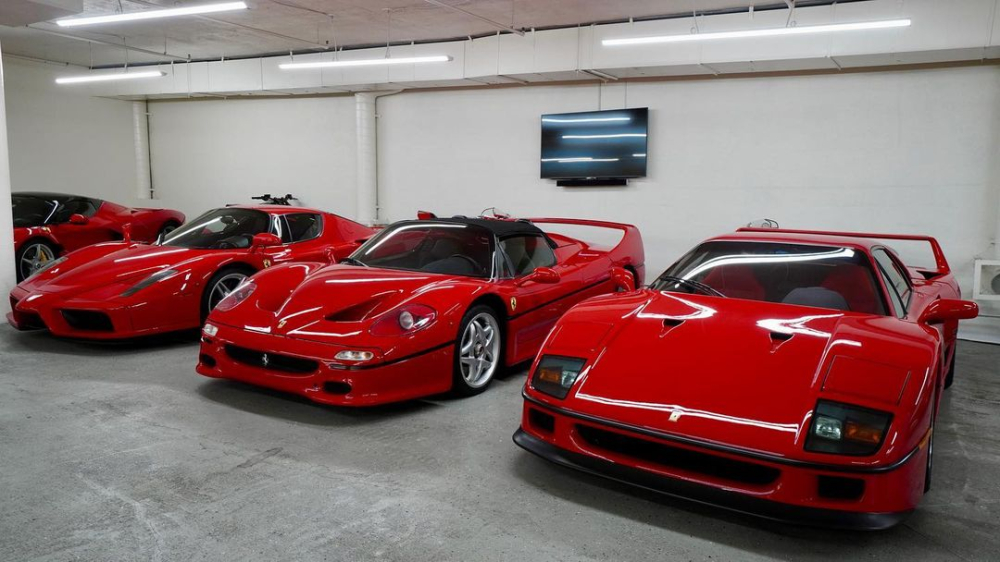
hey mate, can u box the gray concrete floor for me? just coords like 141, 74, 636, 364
1, 327, 998, 562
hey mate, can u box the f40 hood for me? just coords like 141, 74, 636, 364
544, 290, 934, 459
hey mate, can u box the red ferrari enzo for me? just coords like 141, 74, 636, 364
12, 192, 185, 281
514, 228, 978, 530
197, 214, 644, 406
8, 205, 373, 340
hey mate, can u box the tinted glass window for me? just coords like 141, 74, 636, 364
872, 249, 911, 317
162, 209, 271, 250
52, 198, 99, 223
351, 222, 494, 278
651, 240, 887, 315
501, 235, 557, 276
12, 195, 58, 227
283, 214, 323, 243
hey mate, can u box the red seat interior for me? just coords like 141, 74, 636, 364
821, 265, 885, 315
701, 265, 765, 301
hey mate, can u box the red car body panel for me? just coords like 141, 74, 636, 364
197, 217, 645, 406
7, 206, 374, 340
13, 195, 185, 256
515, 228, 977, 529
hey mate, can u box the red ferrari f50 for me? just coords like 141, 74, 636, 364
515, 228, 978, 530
197, 214, 644, 406
8, 205, 373, 340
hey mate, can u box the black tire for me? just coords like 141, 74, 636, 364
158, 220, 181, 240
944, 350, 956, 389
15, 239, 59, 282
451, 304, 504, 397
201, 266, 254, 321
924, 414, 936, 493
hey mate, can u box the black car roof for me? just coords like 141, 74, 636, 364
14, 192, 97, 202
422, 216, 548, 239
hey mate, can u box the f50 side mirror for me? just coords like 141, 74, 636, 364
516, 266, 560, 287
68, 213, 89, 225
251, 233, 282, 249
919, 299, 979, 325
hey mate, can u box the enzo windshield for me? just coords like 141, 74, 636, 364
350, 222, 495, 277
651, 241, 887, 315
12, 195, 58, 227
162, 208, 271, 249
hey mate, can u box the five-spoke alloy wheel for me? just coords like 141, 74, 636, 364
453, 305, 503, 396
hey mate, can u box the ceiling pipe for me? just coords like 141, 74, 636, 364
423, 0, 525, 36
25, 24, 189, 62
124, 0, 331, 49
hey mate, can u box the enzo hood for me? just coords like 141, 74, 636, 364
537, 290, 937, 460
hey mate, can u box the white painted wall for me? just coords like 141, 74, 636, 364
147, 96, 357, 220
2, 57, 138, 204
378, 66, 1000, 294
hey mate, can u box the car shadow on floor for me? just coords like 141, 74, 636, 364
195, 378, 442, 427
3, 326, 201, 356
507, 452, 925, 555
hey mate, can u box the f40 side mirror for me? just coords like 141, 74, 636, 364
68, 213, 89, 225
517, 266, 560, 287
919, 299, 979, 325
251, 233, 282, 249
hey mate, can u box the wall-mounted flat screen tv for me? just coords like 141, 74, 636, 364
540, 107, 648, 180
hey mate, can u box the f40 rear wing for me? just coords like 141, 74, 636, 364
738, 227, 950, 276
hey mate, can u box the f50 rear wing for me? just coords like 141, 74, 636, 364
738, 227, 950, 276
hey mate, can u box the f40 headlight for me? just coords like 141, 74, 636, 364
805, 400, 893, 456
531, 355, 587, 400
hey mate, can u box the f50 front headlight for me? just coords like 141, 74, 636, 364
531, 355, 587, 400
805, 400, 893, 456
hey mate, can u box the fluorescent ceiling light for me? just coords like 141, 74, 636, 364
541, 157, 620, 163
603, 19, 911, 46
542, 117, 630, 123
55, 70, 166, 85
57, 2, 247, 27
562, 134, 647, 139
280, 56, 452, 70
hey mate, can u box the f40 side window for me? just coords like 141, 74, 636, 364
872, 249, 911, 318
501, 235, 556, 277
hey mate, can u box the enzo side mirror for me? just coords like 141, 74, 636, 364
251, 233, 282, 249
919, 299, 979, 325
68, 213, 89, 225
517, 267, 560, 287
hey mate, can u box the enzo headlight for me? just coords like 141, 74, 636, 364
214, 280, 256, 312
121, 269, 178, 297
805, 400, 893, 456
531, 355, 587, 400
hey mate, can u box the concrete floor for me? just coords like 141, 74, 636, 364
1, 328, 998, 562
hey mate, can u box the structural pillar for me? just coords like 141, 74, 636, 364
354, 92, 378, 226
132, 100, 152, 200
0, 42, 17, 295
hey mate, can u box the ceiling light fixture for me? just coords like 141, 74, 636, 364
603, 19, 911, 46
55, 70, 167, 85
280, 55, 452, 70
56, 2, 248, 27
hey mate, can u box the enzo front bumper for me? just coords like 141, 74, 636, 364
7, 286, 190, 339
197, 321, 454, 406
514, 393, 926, 530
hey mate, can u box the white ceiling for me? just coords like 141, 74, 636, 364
0, 0, 817, 68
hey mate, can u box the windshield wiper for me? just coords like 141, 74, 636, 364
654, 275, 726, 298
339, 257, 367, 267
